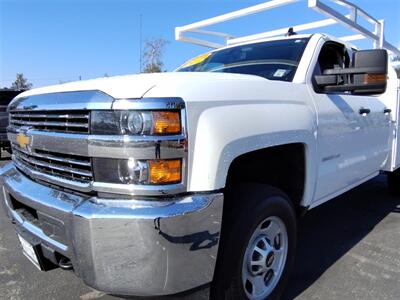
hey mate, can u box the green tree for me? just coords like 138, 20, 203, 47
142, 38, 168, 73
11, 73, 32, 90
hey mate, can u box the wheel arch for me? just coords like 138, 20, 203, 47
189, 133, 316, 210
224, 142, 310, 216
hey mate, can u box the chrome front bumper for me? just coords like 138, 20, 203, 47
0, 163, 223, 296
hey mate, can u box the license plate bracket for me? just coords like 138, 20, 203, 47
17, 234, 44, 271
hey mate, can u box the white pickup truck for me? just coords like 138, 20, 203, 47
1, 0, 400, 299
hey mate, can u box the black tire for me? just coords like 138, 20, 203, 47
212, 183, 297, 300
388, 170, 400, 195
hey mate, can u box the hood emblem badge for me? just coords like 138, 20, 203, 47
16, 132, 31, 149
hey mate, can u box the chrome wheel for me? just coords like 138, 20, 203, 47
242, 216, 288, 299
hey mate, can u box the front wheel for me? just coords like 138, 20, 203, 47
241, 215, 289, 299
212, 184, 297, 300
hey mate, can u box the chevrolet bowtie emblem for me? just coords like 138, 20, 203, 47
16, 133, 30, 149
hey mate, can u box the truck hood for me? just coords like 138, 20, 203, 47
15, 73, 166, 100
14, 72, 266, 100
10, 72, 292, 111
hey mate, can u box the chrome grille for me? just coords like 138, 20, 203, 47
10, 110, 89, 133
12, 143, 93, 184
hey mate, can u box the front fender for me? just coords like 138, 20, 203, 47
188, 102, 317, 207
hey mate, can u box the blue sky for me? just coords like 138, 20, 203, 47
1, 0, 399, 88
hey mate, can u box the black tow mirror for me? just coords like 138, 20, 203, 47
315, 49, 388, 95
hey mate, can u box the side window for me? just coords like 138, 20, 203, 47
312, 42, 351, 93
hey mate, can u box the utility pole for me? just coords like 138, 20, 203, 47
139, 14, 143, 73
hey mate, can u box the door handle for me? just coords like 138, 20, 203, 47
383, 108, 392, 115
359, 108, 371, 115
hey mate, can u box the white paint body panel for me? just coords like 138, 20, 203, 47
13, 34, 400, 209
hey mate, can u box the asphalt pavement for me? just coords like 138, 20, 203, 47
0, 153, 399, 300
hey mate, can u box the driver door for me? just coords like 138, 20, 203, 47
310, 42, 376, 203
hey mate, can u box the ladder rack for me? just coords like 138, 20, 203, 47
175, 0, 400, 57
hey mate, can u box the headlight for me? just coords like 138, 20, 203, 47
93, 158, 182, 185
123, 112, 144, 135
91, 108, 184, 188
118, 158, 149, 184
91, 110, 181, 135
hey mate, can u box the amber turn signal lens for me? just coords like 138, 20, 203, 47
152, 111, 181, 135
363, 74, 386, 84
148, 159, 182, 184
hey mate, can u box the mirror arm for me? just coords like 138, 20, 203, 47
323, 66, 386, 76
324, 82, 385, 93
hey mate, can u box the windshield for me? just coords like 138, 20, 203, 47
176, 38, 309, 82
